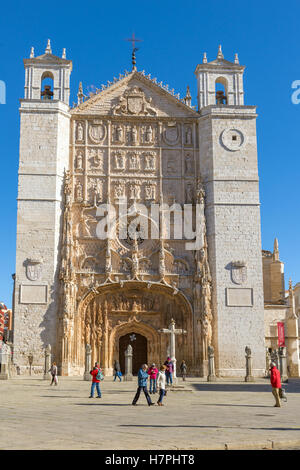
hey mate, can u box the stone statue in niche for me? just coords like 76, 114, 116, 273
75, 181, 83, 202
185, 154, 193, 175
145, 125, 153, 143
116, 124, 123, 142
114, 182, 125, 199
144, 153, 156, 171
114, 152, 126, 170
76, 151, 83, 171
77, 122, 84, 141
129, 152, 140, 170
145, 184, 156, 200
185, 126, 192, 145
131, 126, 138, 145
129, 184, 141, 200
93, 180, 102, 205
185, 182, 194, 203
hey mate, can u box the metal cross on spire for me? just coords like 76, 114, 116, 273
125, 32, 143, 71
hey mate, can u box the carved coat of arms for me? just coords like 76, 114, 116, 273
231, 261, 247, 285
26, 259, 42, 281
88, 121, 106, 143
112, 87, 157, 116
163, 123, 180, 146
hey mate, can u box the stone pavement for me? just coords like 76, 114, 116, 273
0, 376, 300, 450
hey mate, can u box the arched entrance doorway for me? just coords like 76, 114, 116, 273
119, 333, 147, 375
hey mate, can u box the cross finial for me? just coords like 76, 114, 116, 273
125, 33, 143, 71
30, 47, 35, 58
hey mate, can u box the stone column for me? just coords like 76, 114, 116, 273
0, 343, 10, 380
43, 344, 52, 380
124, 344, 133, 381
207, 345, 217, 382
278, 346, 288, 382
83, 344, 92, 381
245, 346, 255, 382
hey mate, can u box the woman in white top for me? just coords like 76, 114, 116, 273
156, 365, 167, 406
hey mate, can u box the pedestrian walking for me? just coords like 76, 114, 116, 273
157, 365, 167, 406
164, 357, 174, 385
113, 360, 122, 382
49, 362, 58, 386
89, 362, 102, 398
132, 364, 155, 406
180, 360, 187, 381
148, 363, 158, 394
270, 362, 281, 407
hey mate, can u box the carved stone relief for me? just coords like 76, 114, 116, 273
163, 122, 180, 146
88, 149, 104, 172
88, 120, 107, 144
112, 87, 157, 116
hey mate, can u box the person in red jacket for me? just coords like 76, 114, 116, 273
148, 363, 159, 394
89, 362, 102, 398
270, 362, 281, 407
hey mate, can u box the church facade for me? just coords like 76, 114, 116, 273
13, 41, 267, 377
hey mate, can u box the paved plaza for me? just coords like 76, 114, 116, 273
0, 376, 300, 450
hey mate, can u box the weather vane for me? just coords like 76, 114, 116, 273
125, 33, 143, 71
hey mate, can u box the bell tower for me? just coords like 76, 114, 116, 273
195, 47, 265, 377
195, 45, 244, 109
13, 41, 72, 372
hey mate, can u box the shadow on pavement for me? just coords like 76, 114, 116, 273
119, 424, 300, 431
75, 403, 132, 406
193, 403, 272, 408
190, 382, 300, 393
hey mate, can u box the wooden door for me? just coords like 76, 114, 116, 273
119, 333, 147, 375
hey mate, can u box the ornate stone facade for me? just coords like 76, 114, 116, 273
13, 42, 267, 377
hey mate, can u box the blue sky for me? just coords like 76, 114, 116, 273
0, 0, 299, 307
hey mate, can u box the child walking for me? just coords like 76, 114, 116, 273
156, 365, 167, 406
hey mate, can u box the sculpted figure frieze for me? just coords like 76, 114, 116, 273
144, 152, 156, 171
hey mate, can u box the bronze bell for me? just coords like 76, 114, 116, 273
216, 90, 227, 105
41, 85, 53, 100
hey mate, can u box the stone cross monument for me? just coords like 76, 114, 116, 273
43, 344, 52, 380
278, 346, 288, 382
159, 318, 187, 382
124, 344, 133, 381
83, 344, 92, 381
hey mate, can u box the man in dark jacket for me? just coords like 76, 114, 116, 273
132, 364, 155, 406
270, 362, 281, 407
